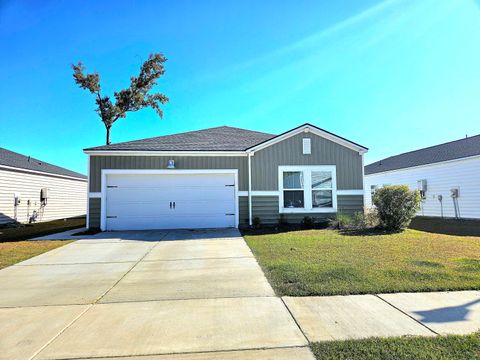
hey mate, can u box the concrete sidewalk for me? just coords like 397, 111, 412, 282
283, 291, 480, 342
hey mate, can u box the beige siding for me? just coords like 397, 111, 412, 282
0, 168, 87, 225
251, 132, 363, 190
89, 156, 248, 192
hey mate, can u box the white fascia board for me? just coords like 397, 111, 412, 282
246, 124, 368, 154
365, 154, 480, 177
84, 150, 247, 157
0, 164, 87, 182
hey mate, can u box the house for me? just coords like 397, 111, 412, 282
0, 148, 87, 225
84, 123, 368, 230
365, 135, 480, 219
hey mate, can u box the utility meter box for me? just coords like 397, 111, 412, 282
451, 188, 459, 198
13, 192, 21, 205
417, 179, 427, 192
40, 188, 49, 202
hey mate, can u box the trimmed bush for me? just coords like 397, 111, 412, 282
373, 185, 421, 231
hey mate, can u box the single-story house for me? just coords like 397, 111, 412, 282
84, 123, 368, 230
365, 134, 480, 219
0, 147, 87, 225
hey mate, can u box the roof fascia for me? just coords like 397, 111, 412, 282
84, 150, 248, 157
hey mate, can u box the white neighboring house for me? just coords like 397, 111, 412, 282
365, 135, 480, 219
0, 147, 87, 225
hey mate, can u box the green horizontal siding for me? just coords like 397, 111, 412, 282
338, 195, 364, 214
88, 198, 101, 229
89, 156, 248, 192
251, 132, 363, 190
239, 197, 249, 226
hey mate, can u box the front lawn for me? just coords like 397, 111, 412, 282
0, 240, 73, 269
310, 333, 480, 360
0, 216, 85, 242
244, 229, 480, 296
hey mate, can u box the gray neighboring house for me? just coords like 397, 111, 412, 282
84, 123, 368, 230
0, 148, 87, 225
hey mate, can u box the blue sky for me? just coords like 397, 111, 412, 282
1, 0, 479, 174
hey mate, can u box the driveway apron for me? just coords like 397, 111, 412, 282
0, 229, 311, 360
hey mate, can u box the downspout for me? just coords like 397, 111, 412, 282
248, 152, 253, 226
86, 155, 90, 229
361, 152, 366, 211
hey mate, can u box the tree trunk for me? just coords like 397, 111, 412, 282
106, 125, 111, 145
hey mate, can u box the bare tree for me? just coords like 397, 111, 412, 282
72, 53, 168, 145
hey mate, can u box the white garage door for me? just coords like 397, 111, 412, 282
105, 172, 236, 230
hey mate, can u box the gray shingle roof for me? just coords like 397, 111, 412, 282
365, 134, 480, 175
0, 148, 87, 179
84, 126, 276, 151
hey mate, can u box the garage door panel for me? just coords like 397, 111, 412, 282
105, 173, 236, 230
107, 174, 234, 187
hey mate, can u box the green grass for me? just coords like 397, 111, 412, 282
244, 229, 480, 296
0, 240, 73, 269
0, 217, 85, 242
310, 333, 480, 360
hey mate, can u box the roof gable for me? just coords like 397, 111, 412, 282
365, 134, 480, 175
246, 123, 368, 153
0, 148, 87, 179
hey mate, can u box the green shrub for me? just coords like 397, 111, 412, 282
352, 211, 366, 229
252, 217, 262, 229
373, 185, 421, 231
364, 207, 380, 228
335, 212, 353, 229
301, 216, 315, 229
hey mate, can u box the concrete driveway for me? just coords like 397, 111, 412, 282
0, 229, 313, 360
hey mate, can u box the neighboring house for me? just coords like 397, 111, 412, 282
84, 123, 368, 230
0, 148, 87, 225
365, 135, 480, 219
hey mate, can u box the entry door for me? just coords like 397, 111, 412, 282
105, 173, 236, 230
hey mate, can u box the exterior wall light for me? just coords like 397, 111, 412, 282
167, 159, 175, 169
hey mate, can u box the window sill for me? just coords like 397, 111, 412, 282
280, 207, 337, 214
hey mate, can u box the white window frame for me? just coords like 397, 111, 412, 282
278, 165, 337, 213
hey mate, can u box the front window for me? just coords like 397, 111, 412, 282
312, 171, 333, 208
279, 166, 337, 213
283, 172, 304, 208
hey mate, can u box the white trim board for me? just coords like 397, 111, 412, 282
99, 169, 239, 231
337, 189, 364, 195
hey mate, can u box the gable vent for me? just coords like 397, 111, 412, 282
303, 138, 311, 154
